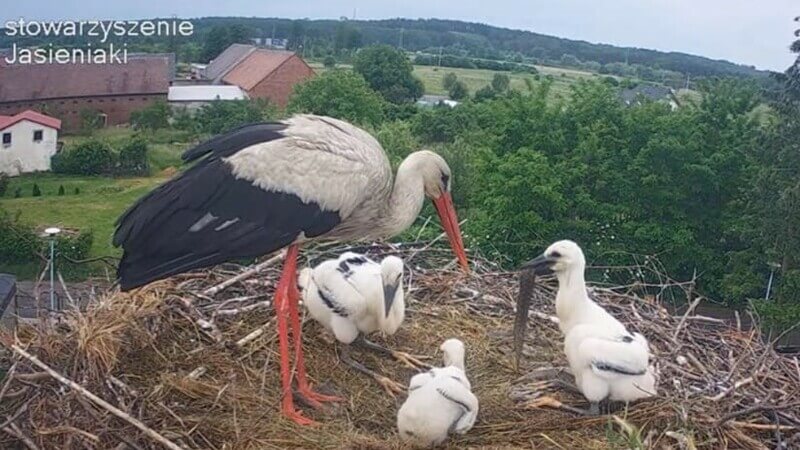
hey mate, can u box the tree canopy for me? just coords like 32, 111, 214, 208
288, 70, 384, 126
353, 45, 424, 104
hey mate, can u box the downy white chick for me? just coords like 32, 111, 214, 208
299, 252, 423, 395
523, 240, 656, 415
397, 339, 479, 447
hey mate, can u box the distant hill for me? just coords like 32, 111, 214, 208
188, 17, 767, 80
0, 17, 768, 81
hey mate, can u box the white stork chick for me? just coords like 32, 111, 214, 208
299, 252, 423, 394
522, 240, 656, 415
397, 339, 479, 447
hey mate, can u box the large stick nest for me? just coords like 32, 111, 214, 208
1, 241, 798, 449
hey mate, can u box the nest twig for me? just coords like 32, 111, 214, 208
0, 239, 797, 449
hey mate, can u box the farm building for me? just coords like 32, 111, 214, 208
417, 94, 459, 108
619, 84, 679, 109
168, 85, 248, 112
203, 44, 314, 107
0, 110, 61, 176
0, 54, 174, 132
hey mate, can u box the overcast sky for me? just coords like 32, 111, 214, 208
1, 0, 797, 71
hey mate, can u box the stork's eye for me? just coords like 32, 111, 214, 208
550, 251, 562, 258
441, 173, 450, 190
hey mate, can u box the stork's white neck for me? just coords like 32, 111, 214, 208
382, 157, 426, 237
554, 266, 590, 333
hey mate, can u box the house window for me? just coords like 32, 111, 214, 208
33, 130, 43, 142
2, 132, 11, 147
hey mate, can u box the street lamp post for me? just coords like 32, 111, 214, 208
44, 227, 61, 312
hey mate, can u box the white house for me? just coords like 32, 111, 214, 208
167, 85, 249, 113
0, 110, 61, 176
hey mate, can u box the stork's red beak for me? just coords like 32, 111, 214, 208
432, 192, 469, 272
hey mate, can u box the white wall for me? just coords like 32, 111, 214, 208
0, 120, 59, 176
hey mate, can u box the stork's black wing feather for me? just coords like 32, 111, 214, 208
114, 124, 340, 291
181, 122, 287, 162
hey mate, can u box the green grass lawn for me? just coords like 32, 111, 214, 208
1, 174, 167, 260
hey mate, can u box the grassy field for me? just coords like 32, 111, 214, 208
1, 128, 188, 271
1, 174, 167, 259
310, 61, 602, 99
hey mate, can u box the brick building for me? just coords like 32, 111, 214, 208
0, 54, 173, 132
204, 44, 314, 107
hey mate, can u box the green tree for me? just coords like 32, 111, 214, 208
79, 109, 103, 135
443, 72, 458, 91
194, 99, 273, 135
32, 183, 41, 197
130, 101, 170, 131
491, 73, 510, 92
201, 25, 252, 62
323, 55, 336, 68
117, 136, 150, 176
353, 45, 424, 104
288, 70, 384, 126
474, 85, 497, 102
448, 80, 469, 100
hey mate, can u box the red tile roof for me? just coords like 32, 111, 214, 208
221, 50, 296, 90
0, 110, 61, 131
0, 55, 172, 103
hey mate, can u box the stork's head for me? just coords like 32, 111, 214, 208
380, 255, 404, 317
408, 150, 468, 272
521, 240, 586, 276
440, 338, 466, 372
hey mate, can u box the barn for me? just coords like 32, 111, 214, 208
0, 54, 173, 132
0, 110, 61, 176
204, 44, 314, 107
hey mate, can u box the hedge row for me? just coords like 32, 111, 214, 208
51, 137, 149, 176
0, 210, 93, 265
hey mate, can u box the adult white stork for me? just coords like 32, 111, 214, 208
113, 114, 469, 425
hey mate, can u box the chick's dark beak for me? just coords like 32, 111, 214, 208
383, 281, 399, 317
520, 254, 556, 276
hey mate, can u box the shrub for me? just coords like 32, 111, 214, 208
443, 72, 458, 91
130, 101, 171, 130
0, 210, 40, 263
73, 187, 80, 195
491, 73, 510, 92
117, 136, 150, 176
376, 121, 420, 167
52, 140, 116, 175
474, 85, 497, 102
14, 188, 21, 198
448, 80, 469, 100
32, 183, 41, 197
323, 55, 336, 68
0, 174, 7, 197
194, 99, 273, 135
58, 185, 65, 196
80, 109, 104, 135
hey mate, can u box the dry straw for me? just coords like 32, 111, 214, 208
0, 239, 798, 449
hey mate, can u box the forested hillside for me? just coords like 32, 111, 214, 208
0, 17, 769, 85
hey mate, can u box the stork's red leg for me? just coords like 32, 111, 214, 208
274, 245, 315, 425
286, 245, 343, 406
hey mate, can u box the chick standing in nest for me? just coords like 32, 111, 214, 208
515, 240, 657, 415
299, 252, 428, 396
397, 338, 479, 447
